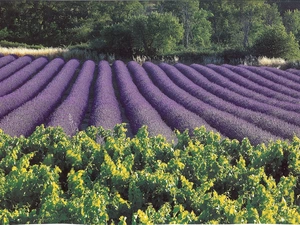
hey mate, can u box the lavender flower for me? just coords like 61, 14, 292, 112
0, 59, 79, 137
143, 62, 280, 145
159, 63, 300, 140
0, 55, 17, 69
89, 60, 122, 131
113, 60, 176, 142
46, 60, 95, 136
176, 63, 300, 128
0, 58, 65, 119
0, 57, 48, 96
0, 55, 33, 82
127, 61, 218, 136
238, 65, 300, 97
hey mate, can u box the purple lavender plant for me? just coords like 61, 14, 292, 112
113, 60, 176, 142
222, 64, 300, 102
286, 68, 300, 76
264, 66, 300, 84
0, 55, 17, 69
159, 63, 300, 140
206, 64, 300, 113
238, 65, 300, 96
127, 61, 219, 136
0, 58, 65, 119
175, 63, 300, 128
0, 57, 48, 97
89, 60, 122, 131
46, 60, 95, 136
0, 55, 33, 82
0, 59, 79, 137
143, 62, 280, 144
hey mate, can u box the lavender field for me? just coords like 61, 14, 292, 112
1, 54, 300, 145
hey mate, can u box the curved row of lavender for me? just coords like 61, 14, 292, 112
0, 59, 79, 137
264, 66, 300, 84
89, 60, 122, 130
222, 64, 300, 102
127, 61, 218, 135
240, 65, 300, 93
0, 58, 65, 119
0, 55, 33, 82
1, 55, 300, 143
0, 55, 17, 68
286, 68, 300, 76
175, 63, 300, 128
159, 63, 300, 140
113, 60, 176, 142
206, 64, 300, 113
46, 60, 95, 136
0, 57, 48, 97
143, 62, 279, 145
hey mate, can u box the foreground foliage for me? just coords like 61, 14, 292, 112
0, 124, 299, 224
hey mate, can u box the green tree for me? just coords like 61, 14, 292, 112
283, 9, 300, 42
252, 25, 300, 59
248, 3, 283, 48
203, 0, 284, 49
0, 0, 94, 46
89, 0, 145, 54
98, 23, 133, 57
262, 3, 283, 27
129, 12, 184, 56
0, 28, 9, 40
201, 0, 242, 48
191, 9, 213, 48
160, 0, 212, 49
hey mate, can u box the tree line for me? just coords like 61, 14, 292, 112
0, 0, 300, 59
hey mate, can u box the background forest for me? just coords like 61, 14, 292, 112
1, 0, 300, 61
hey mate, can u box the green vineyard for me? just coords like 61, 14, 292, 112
0, 124, 299, 224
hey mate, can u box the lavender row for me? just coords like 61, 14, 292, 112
144, 62, 280, 145
0, 55, 16, 69
222, 64, 300, 102
175, 63, 300, 127
0, 58, 65, 119
196, 64, 283, 104
286, 68, 300, 76
159, 63, 300, 140
263, 67, 300, 84
127, 61, 218, 136
89, 60, 122, 130
113, 60, 176, 141
0, 57, 48, 97
239, 65, 300, 95
0, 55, 33, 82
46, 60, 95, 136
201, 64, 300, 113
0, 59, 79, 137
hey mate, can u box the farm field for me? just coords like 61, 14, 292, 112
1, 54, 300, 144
0, 54, 300, 224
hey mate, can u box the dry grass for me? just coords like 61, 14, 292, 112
257, 56, 286, 67
1, 46, 299, 69
0, 47, 68, 58
0, 47, 116, 62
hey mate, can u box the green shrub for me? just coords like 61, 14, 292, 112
0, 124, 299, 224
0, 40, 44, 49
252, 25, 300, 60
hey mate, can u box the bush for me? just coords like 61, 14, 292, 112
0, 40, 44, 49
0, 124, 299, 224
252, 25, 300, 60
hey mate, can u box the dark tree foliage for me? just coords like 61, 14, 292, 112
0, 1, 92, 46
